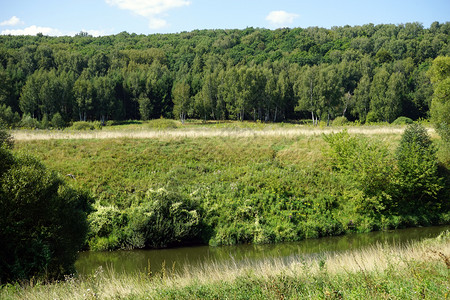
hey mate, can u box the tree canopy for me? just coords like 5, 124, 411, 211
0, 22, 449, 125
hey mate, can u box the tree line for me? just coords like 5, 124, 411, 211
0, 22, 449, 126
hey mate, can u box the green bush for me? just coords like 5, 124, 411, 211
69, 121, 102, 130
19, 114, 39, 129
323, 131, 395, 214
391, 116, 413, 125
146, 118, 179, 129
51, 112, 66, 129
87, 189, 204, 250
40, 114, 50, 129
394, 123, 444, 213
365, 111, 380, 123
0, 136, 92, 282
0, 105, 20, 127
0, 124, 13, 150
332, 116, 348, 126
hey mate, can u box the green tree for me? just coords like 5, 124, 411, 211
353, 74, 371, 122
369, 66, 390, 122
385, 72, 407, 123
0, 129, 92, 282
428, 56, 450, 145
295, 65, 320, 125
316, 64, 343, 125
73, 76, 94, 121
172, 81, 191, 124
394, 123, 443, 213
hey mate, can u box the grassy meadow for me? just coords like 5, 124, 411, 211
1, 230, 449, 299
11, 121, 449, 250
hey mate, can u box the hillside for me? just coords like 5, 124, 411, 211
1, 22, 449, 126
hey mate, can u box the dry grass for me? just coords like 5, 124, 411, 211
11, 126, 431, 141
4, 233, 449, 299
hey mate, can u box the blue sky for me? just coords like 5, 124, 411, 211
1, 0, 449, 36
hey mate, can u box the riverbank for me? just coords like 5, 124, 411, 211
12, 123, 449, 250
2, 231, 449, 299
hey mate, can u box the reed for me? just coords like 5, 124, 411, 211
2, 232, 448, 299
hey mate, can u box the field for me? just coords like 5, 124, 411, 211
1, 230, 449, 299
11, 121, 449, 250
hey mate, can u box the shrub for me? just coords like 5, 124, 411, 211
70, 121, 98, 130
19, 114, 39, 129
0, 144, 92, 282
0, 124, 13, 149
323, 131, 394, 214
40, 114, 50, 129
87, 206, 127, 251
0, 105, 20, 127
394, 123, 444, 213
365, 111, 380, 123
391, 116, 413, 125
146, 118, 179, 129
125, 189, 203, 248
51, 112, 65, 129
332, 116, 349, 126
86, 189, 204, 250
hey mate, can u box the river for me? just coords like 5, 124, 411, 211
75, 225, 449, 276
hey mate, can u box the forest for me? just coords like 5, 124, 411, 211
1, 21, 449, 126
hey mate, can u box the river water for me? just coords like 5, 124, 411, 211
75, 225, 449, 276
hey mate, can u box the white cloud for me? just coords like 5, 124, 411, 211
1, 25, 64, 36
0, 16, 23, 26
1, 25, 109, 37
266, 10, 299, 26
80, 29, 108, 37
105, 0, 191, 29
148, 18, 168, 29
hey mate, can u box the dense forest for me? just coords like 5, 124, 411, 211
0, 22, 449, 126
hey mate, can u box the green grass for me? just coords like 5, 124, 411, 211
13, 123, 448, 249
1, 231, 449, 299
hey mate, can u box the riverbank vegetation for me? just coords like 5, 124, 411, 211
12, 122, 449, 252
0, 127, 92, 283
1, 230, 448, 299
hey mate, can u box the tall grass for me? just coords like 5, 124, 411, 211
11, 125, 420, 141
1, 231, 449, 299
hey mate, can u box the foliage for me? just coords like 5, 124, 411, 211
69, 121, 102, 130
14, 128, 449, 251
323, 131, 395, 214
51, 112, 65, 129
392, 116, 413, 125
365, 111, 380, 123
332, 116, 348, 126
145, 118, 179, 129
0, 23, 449, 125
0, 124, 13, 149
428, 56, 450, 163
0, 105, 20, 126
87, 189, 204, 250
0, 138, 92, 283
394, 123, 444, 213
19, 114, 39, 129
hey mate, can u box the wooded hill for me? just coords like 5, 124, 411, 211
0, 22, 449, 126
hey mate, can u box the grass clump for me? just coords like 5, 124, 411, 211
1, 231, 449, 299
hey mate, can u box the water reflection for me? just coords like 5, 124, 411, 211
76, 225, 449, 276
